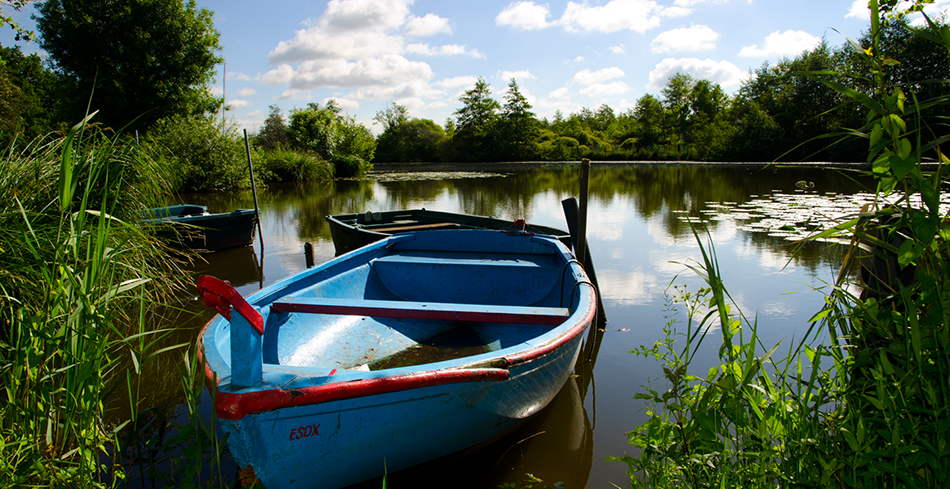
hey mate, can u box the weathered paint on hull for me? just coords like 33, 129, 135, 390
223, 333, 582, 489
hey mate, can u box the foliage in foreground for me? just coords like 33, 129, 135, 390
612, 2, 950, 487
0, 118, 220, 486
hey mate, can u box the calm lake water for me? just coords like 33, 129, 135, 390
144, 162, 891, 488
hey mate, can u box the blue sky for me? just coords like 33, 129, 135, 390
4, 0, 949, 134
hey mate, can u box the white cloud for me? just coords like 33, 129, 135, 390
228, 72, 260, 82
496, 1, 553, 30
651, 25, 719, 53
269, 29, 405, 64
570, 67, 625, 86
245, 110, 265, 119
738, 30, 822, 58
227, 99, 251, 110
237, 88, 257, 97
436, 76, 480, 90
560, 0, 663, 34
396, 97, 427, 112
548, 87, 569, 99
264, 0, 476, 104
404, 13, 452, 37
319, 0, 412, 32
579, 81, 629, 97
278, 89, 313, 100
907, 0, 950, 26
287, 55, 433, 90
405, 43, 485, 58
261, 64, 294, 85
209, 86, 223, 96
662, 6, 692, 17
498, 0, 669, 33
610, 44, 626, 54
846, 0, 867, 19
647, 58, 746, 89
348, 79, 444, 100
325, 97, 360, 110
570, 56, 585, 63
499, 70, 536, 81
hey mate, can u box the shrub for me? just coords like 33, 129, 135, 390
255, 149, 331, 183
142, 115, 248, 192
331, 154, 373, 178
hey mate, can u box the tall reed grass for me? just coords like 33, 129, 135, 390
0, 114, 195, 486
612, 2, 949, 487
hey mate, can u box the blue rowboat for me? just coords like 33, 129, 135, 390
197, 228, 597, 489
144, 204, 258, 251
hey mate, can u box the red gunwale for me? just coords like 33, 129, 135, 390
197, 288, 597, 421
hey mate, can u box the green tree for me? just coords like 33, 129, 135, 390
633, 94, 665, 150
256, 104, 289, 150
661, 73, 695, 150
454, 76, 500, 135
373, 102, 445, 163
35, 0, 223, 132
289, 101, 340, 158
144, 114, 248, 192
740, 40, 862, 160
335, 113, 376, 163
289, 100, 375, 163
0, 46, 69, 142
373, 101, 409, 133
496, 78, 539, 160
375, 117, 445, 163
1, 0, 34, 42
453, 76, 499, 160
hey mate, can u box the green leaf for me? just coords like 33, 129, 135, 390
887, 114, 906, 135
808, 308, 832, 323
911, 214, 937, 243
897, 238, 919, 269
890, 154, 915, 180
897, 138, 912, 159
869, 124, 884, 150
816, 79, 886, 116
873, 153, 891, 175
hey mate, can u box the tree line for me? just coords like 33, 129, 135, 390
1, 1, 947, 182
357, 16, 946, 164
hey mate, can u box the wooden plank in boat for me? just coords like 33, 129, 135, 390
271, 298, 569, 325
366, 222, 462, 233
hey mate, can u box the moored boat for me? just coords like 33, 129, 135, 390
325, 208, 571, 255
197, 228, 597, 489
144, 204, 257, 251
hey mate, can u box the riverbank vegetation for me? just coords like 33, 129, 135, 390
612, 1, 950, 487
0, 114, 200, 486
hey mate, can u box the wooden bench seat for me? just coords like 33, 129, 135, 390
365, 222, 462, 233
270, 298, 569, 325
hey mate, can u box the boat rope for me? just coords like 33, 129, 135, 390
559, 259, 587, 307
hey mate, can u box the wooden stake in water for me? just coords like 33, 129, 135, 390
243, 129, 264, 255
577, 158, 590, 267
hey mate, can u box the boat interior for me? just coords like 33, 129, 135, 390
255, 243, 580, 372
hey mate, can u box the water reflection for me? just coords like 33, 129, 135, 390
152, 163, 882, 488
